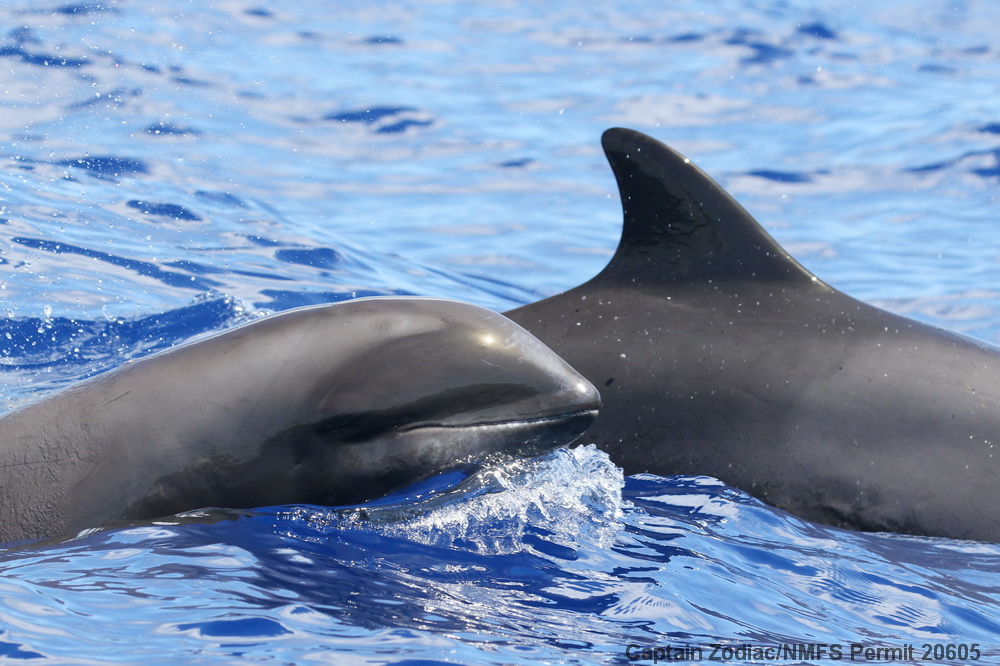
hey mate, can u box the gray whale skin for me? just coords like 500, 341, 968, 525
0, 297, 599, 543
508, 127, 1000, 543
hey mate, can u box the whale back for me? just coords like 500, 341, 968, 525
508, 128, 1000, 542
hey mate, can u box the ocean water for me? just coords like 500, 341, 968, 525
2, 0, 1000, 663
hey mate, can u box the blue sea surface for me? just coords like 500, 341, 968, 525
2, 1, 1000, 663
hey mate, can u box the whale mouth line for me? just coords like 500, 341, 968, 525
398, 408, 599, 433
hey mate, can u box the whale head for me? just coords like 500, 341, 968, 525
300, 298, 602, 504
107, 297, 600, 520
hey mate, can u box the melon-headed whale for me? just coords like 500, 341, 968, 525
507, 128, 1000, 542
0, 297, 600, 543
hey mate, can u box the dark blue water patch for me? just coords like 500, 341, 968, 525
157, 63, 214, 87
972, 166, 1000, 178
176, 618, 291, 639
121, 297, 246, 345
55, 3, 117, 16
145, 121, 203, 136
161, 259, 223, 276
0, 45, 89, 68
322, 106, 433, 133
741, 42, 794, 65
0, 640, 44, 660
0, 297, 243, 376
376, 118, 433, 134
624, 475, 755, 524
612, 526, 688, 563
256, 288, 407, 310
275, 247, 343, 269
521, 579, 618, 614
355, 467, 479, 507
979, 123, 1000, 134
909, 160, 948, 173
860, 571, 938, 602
127, 200, 202, 221
732, 543, 821, 577
171, 75, 213, 87
57, 155, 149, 177
909, 148, 1000, 177
364, 35, 403, 45
8, 155, 35, 171
499, 158, 534, 168
194, 190, 246, 208
0, 316, 104, 371
163, 259, 291, 282
521, 531, 579, 562
918, 63, 957, 74
244, 7, 273, 18
316, 532, 572, 596
669, 32, 705, 43
200, 529, 444, 623
724, 28, 794, 65
946, 604, 1000, 635
11, 237, 219, 291
324, 106, 416, 124
797, 22, 838, 40
237, 89, 267, 100
747, 170, 813, 183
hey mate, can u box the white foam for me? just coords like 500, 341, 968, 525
381, 445, 625, 555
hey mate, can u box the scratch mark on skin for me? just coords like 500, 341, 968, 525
103, 391, 132, 407
73, 461, 102, 492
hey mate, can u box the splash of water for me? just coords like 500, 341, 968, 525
276, 445, 625, 555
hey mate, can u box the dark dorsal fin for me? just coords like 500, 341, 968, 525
591, 128, 823, 289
